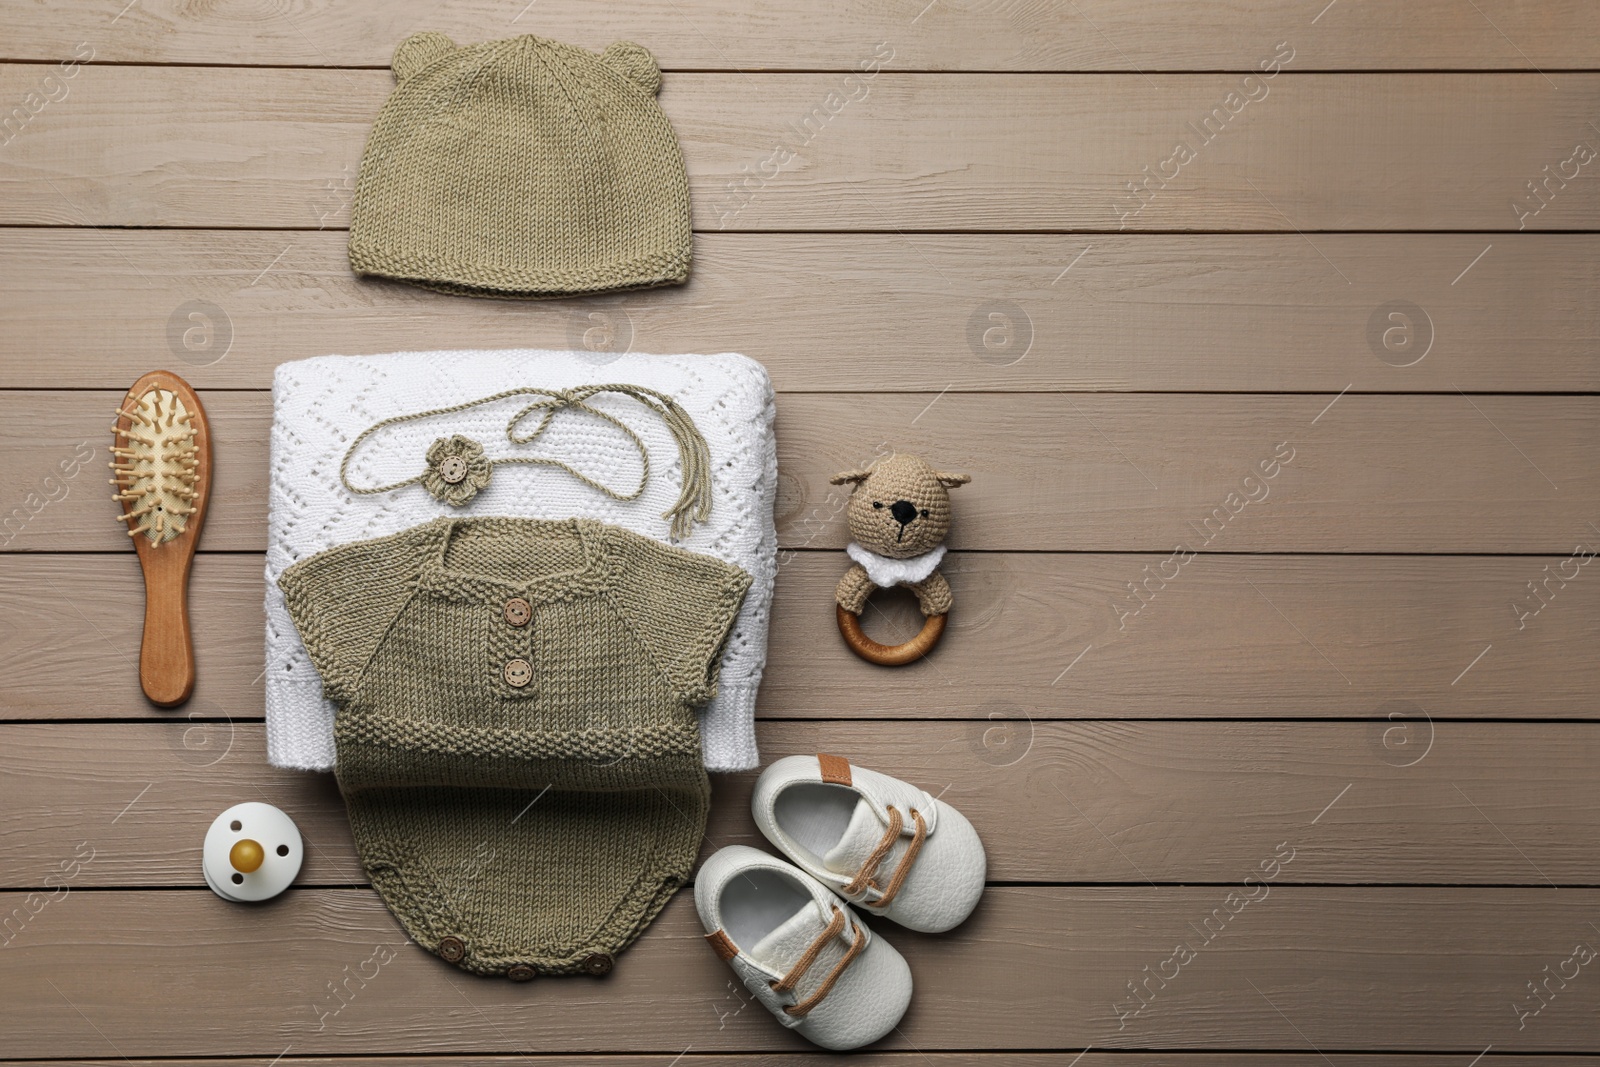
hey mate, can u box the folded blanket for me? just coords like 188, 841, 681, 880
265, 349, 777, 773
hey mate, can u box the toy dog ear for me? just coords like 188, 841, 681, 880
830, 469, 872, 488
935, 470, 971, 488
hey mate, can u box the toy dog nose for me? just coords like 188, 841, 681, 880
889, 500, 918, 525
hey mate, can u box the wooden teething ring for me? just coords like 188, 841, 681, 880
837, 603, 947, 666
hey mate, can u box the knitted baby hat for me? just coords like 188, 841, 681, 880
348, 32, 692, 299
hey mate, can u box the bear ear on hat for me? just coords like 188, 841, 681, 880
601, 41, 663, 96
830, 469, 873, 489
392, 32, 457, 82
935, 470, 972, 488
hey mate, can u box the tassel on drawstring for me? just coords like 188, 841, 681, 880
624, 387, 712, 541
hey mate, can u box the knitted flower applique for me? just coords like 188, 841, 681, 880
422, 435, 491, 505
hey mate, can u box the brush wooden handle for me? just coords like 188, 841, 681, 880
138, 543, 196, 707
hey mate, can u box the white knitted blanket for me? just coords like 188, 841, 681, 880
265, 349, 777, 773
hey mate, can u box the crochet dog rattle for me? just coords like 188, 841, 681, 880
831, 453, 970, 665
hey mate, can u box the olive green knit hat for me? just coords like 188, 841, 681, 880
348, 32, 692, 300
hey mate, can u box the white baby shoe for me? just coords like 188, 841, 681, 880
695, 845, 912, 1050
751, 754, 986, 933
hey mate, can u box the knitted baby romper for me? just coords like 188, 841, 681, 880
279, 516, 751, 976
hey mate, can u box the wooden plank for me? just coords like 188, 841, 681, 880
4, 66, 1600, 230
3, 229, 1596, 394
4, 549, 1597, 721
24, 1060, 1600, 1067
5, 719, 1600, 888
2, 391, 1595, 554
4, 887, 1599, 1053
5, 0, 1600, 71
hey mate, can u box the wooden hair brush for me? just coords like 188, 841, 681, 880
110, 370, 212, 707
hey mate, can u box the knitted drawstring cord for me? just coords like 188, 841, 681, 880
340, 384, 713, 540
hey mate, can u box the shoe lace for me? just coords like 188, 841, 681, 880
769, 905, 867, 1017
841, 805, 927, 909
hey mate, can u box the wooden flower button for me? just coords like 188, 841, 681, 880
507, 964, 536, 982
438, 455, 469, 484
438, 936, 466, 963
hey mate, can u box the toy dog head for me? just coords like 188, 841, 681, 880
831, 452, 970, 559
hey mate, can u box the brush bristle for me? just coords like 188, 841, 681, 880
109, 387, 199, 545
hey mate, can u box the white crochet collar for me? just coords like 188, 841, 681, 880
846, 542, 946, 588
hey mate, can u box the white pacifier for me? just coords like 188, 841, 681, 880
203, 802, 303, 902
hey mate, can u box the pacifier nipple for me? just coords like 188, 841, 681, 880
230, 839, 265, 874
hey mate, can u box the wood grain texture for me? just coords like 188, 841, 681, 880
3, 551, 1595, 720
5, 0, 1600, 71
5, 887, 1600, 1054
6, 230, 1594, 394
4, 720, 1599, 888
2, 2, 1597, 1059
4, 65, 1600, 230
37, 1061, 1600, 1067
3, 391, 1596, 554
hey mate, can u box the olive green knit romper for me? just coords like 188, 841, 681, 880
278, 517, 751, 977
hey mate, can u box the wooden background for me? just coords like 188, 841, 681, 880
2, 1, 1598, 1063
